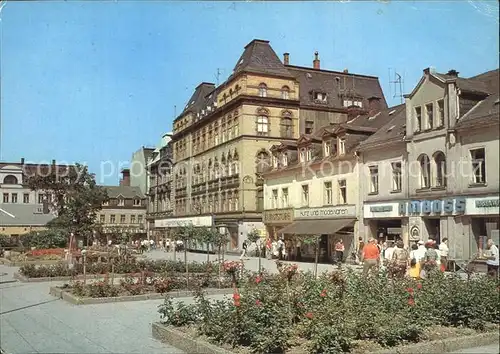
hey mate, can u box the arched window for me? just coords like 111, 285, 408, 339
256, 108, 269, 136
3, 175, 18, 184
258, 83, 267, 97
281, 86, 290, 99
208, 159, 213, 180
221, 153, 226, 177
227, 153, 233, 176
233, 149, 239, 175
418, 154, 431, 189
280, 110, 294, 138
256, 150, 271, 174
214, 158, 220, 179
433, 151, 447, 187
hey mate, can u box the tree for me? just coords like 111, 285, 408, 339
174, 224, 198, 286
197, 227, 219, 262
22, 229, 68, 249
247, 229, 262, 273
302, 235, 321, 278
27, 163, 109, 245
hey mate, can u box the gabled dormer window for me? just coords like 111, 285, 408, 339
299, 148, 306, 163
118, 198, 125, 206
314, 92, 327, 103
339, 138, 346, 155
323, 141, 331, 156
306, 148, 313, 161
282, 153, 288, 167
133, 199, 141, 206
272, 155, 279, 168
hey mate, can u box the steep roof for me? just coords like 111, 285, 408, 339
287, 66, 387, 110
0, 204, 55, 226
182, 82, 216, 115
102, 186, 145, 199
456, 93, 500, 129
356, 104, 407, 150
232, 39, 294, 78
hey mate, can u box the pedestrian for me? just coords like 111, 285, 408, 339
485, 238, 499, 279
362, 238, 380, 277
240, 240, 247, 260
295, 238, 302, 262
439, 238, 449, 272
277, 238, 285, 260
384, 241, 395, 268
356, 237, 365, 265
334, 239, 345, 265
391, 241, 408, 278
421, 241, 438, 278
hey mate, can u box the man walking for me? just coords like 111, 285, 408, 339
486, 238, 499, 279
362, 238, 380, 277
240, 240, 248, 260
439, 238, 449, 271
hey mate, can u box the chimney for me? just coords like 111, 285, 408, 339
313, 51, 320, 69
283, 52, 290, 65
347, 106, 365, 120
343, 68, 349, 73
120, 168, 131, 187
21, 158, 25, 164
368, 96, 382, 115
446, 69, 459, 77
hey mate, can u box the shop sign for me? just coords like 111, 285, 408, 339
399, 198, 466, 216
370, 205, 393, 213
466, 196, 500, 216
263, 209, 294, 224
155, 215, 213, 228
294, 205, 356, 220
409, 225, 420, 241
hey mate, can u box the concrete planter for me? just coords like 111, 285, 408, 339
1, 259, 63, 267
152, 322, 499, 354
152, 323, 234, 354
50, 287, 234, 306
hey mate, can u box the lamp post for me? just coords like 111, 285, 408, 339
81, 249, 87, 285
241, 175, 254, 221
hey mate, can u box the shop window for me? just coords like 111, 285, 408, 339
470, 148, 486, 184
338, 180, 347, 204
324, 181, 333, 205
418, 154, 430, 189
302, 185, 309, 206
391, 162, 402, 191
369, 166, 379, 194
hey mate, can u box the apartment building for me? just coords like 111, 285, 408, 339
130, 146, 155, 195
358, 67, 499, 261
0, 159, 71, 237
97, 169, 147, 242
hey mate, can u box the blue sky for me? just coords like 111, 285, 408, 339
1, 1, 498, 185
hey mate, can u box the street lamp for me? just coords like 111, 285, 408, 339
241, 175, 254, 220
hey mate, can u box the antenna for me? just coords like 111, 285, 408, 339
174, 105, 177, 118
389, 69, 404, 104
215, 68, 222, 86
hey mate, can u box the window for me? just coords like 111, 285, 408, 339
302, 185, 309, 206
100, 215, 105, 223
130, 215, 136, 224
258, 83, 267, 97
38, 194, 44, 204
280, 116, 293, 138
110, 215, 116, 224
470, 148, 486, 184
120, 215, 126, 224
272, 189, 278, 208
437, 100, 444, 127
314, 92, 327, 102
338, 180, 347, 204
391, 162, 402, 191
433, 152, 446, 187
299, 149, 306, 163
118, 198, 125, 206
306, 148, 313, 161
323, 141, 331, 156
324, 182, 333, 205
11, 193, 17, 203
3, 175, 18, 184
23, 193, 30, 203
3, 193, 9, 203
138, 215, 143, 224
282, 153, 288, 167
339, 138, 346, 155
256, 151, 270, 174
281, 86, 290, 99
415, 107, 422, 132
305, 121, 314, 135
369, 166, 379, 194
418, 154, 431, 189
426, 103, 434, 129
256, 115, 269, 135
281, 188, 289, 207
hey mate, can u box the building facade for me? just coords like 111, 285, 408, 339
97, 169, 147, 242
359, 67, 499, 261
0, 159, 70, 237
130, 146, 155, 195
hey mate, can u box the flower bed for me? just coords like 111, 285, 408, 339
19, 259, 216, 278
27, 248, 65, 257
157, 267, 500, 354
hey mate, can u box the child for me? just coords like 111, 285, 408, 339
408, 258, 421, 279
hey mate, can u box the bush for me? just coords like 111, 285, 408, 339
22, 230, 68, 249
159, 268, 500, 353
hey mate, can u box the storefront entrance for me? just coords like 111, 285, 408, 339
471, 217, 500, 250
374, 219, 403, 243
423, 218, 441, 243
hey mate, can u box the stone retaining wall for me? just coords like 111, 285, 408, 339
0, 258, 63, 267
152, 322, 499, 354
50, 287, 234, 305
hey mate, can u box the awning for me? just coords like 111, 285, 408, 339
278, 219, 355, 235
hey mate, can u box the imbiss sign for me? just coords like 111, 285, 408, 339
294, 205, 356, 220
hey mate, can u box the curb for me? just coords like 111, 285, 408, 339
152, 322, 499, 354
369, 331, 499, 354
50, 287, 234, 305
152, 323, 234, 354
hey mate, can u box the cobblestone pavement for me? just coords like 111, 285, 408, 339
0, 264, 228, 354
452, 343, 500, 353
